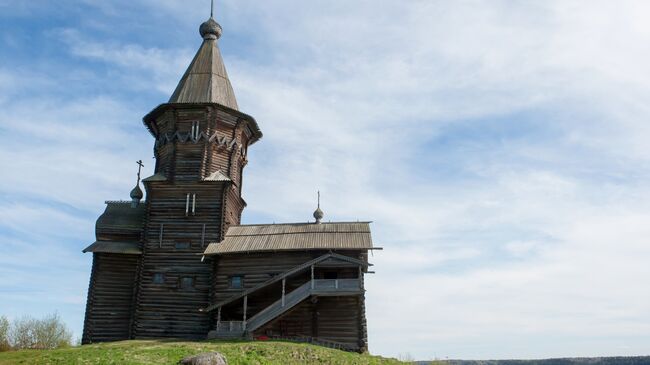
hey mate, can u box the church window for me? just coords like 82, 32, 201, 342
185, 193, 197, 216
152, 273, 164, 284
175, 242, 191, 250
190, 121, 200, 140
180, 277, 194, 289
229, 275, 243, 289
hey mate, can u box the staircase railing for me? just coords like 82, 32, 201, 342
246, 281, 312, 332
211, 278, 362, 335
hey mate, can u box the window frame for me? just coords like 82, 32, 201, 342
152, 273, 165, 285
179, 276, 195, 290
229, 275, 244, 289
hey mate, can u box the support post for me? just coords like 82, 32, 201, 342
159, 224, 164, 248
282, 278, 286, 307
216, 307, 221, 331
243, 295, 248, 330
359, 266, 364, 290
311, 265, 315, 289
201, 223, 206, 247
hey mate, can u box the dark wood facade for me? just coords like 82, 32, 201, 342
81, 14, 374, 352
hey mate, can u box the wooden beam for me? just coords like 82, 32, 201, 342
282, 278, 286, 307
243, 295, 248, 329
159, 224, 164, 248
201, 223, 206, 248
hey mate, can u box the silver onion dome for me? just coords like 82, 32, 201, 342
199, 17, 222, 40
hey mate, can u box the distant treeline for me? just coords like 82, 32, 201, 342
417, 357, 650, 365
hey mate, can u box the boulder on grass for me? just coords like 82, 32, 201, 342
178, 352, 227, 365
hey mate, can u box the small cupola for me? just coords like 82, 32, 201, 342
131, 160, 144, 208
200, 17, 222, 40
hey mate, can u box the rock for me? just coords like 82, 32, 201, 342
178, 352, 228, 365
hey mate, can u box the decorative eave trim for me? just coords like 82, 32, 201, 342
155, 130, 241, 150
142, 102, 262, 145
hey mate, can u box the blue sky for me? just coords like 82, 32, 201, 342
2, 0, 650, 360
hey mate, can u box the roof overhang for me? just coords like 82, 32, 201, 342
82, 241, 142, 255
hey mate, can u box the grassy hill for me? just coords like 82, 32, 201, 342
0, 339, 408, 365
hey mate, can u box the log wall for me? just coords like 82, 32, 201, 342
82, 253, 139, 344
133, 182, 223, 339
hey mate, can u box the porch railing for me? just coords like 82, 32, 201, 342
215, 321, 244, 333
212, 278, 363, 335
312, 278, 360, 291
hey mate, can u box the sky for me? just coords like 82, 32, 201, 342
1, 0, 650, 360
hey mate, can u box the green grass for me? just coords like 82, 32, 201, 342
0, 340, 408, 365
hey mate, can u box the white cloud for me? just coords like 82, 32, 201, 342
1, 0, 650, 360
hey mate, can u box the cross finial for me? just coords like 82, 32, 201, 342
313, 190, 324, 224
136, 160, 144, 184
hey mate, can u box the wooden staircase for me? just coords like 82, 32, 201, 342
246, 281, 313, 332
208, 278, 362, 339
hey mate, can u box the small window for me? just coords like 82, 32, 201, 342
153, 273, 164, 284
180, 277, 194, 289
175, 242, 191, 250
229, 276, 243, 289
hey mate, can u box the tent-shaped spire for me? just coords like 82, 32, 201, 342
168, 17, 238, 110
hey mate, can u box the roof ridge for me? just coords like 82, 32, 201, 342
232, 221, 373, 227
226, 231, 371, 237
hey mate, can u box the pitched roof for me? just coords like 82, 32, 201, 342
203, 222, 374, 255
168, 30, 238, 109
203, 169, 232, 182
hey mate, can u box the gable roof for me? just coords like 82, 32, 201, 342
203, 222, 373, 255
202, 169, 232, 182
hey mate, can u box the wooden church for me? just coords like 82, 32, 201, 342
81, 10, 377, 353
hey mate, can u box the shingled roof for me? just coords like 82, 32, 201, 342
168, 17, 238, 109
203, 222, 374, 255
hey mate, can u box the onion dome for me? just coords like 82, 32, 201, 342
200, 17, 222, 40
313, 207, 324, 224
130, 185, 143, 201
